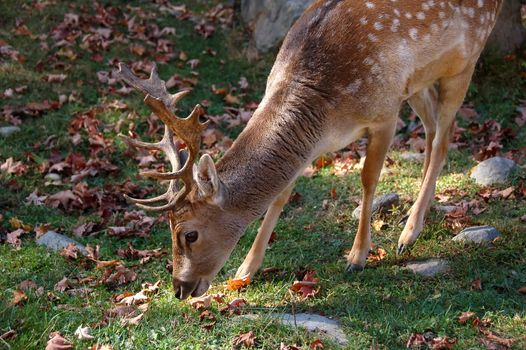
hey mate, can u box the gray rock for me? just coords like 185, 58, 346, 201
241, 0, 314, 52
0, 126, 21, 137
452, 225, 501, 244
405, 258, 449, 277
470, 157, 517, 186
352, 193, 400, 219
278, 313, 348, 346
233, 313, 347, 345
36, 231, 87, 255
400, 152, 425, 162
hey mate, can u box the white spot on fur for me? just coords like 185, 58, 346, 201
423, 33, 431, 42
409, 28, 418, 40
416, 12, 426, 20
422, 3, 430, 11
360, 16, 368, 25
374, 22, 383, 30
405, 12, 412, 19
363, 57, 375, 65
393, 8, 401, 17
368, 33, 379, 42
391, 18, 400, 32
365, 2, 375, 9
477, 0, 484, 8
439, 11, 446, 19
347, 79, 362, 94
430, 23, 439, 33
440, 1, 445, 8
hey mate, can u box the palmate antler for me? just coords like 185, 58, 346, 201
116, 63, 208, 211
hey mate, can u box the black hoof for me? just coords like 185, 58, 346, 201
397, 243, 408, 256
346, 263, 365, 273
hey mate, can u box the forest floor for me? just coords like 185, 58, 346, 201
1, 1, 525, 349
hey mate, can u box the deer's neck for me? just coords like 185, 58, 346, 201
216, 90, 326, 222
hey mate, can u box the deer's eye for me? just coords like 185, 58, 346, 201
184, 231, 198, 243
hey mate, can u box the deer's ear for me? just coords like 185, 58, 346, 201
194, 154, 221, 201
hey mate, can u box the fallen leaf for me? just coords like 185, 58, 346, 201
121, 313, 144, 326
54, 277, 71, 292
60, 243, 79, 259
479, 328, 514, 348
11, 289, 27, 305
102, 266, 137, 287
518, 286, 526, 294
232, 331, 256, 349
227, 276, 251, 291
459, 311, 477, 324
46, 332, 73, 350
310, 339, 324, 349
189, 294, 212, 310
74, 325, 95, 341
6, 229, 25, 249
471, 278, 483, 291
104, 305, 136, 319
290, 271, 319, 300
0, 330, 16, 341
367, 247, 387, 262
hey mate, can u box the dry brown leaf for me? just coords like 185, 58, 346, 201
60, 243, 79, 260
189, 294, 212, 310
54, 277, 71, 292
479, 328, 514, 348
471, 278, 483, 291
367, 247, 387, 262
518, 286, 526, 294
310, 339, 324, 349
458, 311, 477, 324
121, 313, 144, 326
11, 289, 27, 306
46, 332, 73, 350
290, 271, 319, 300
232, 331, 256, 349
227, 276, 251, 291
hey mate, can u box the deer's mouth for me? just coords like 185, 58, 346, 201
173, 278, 210, 299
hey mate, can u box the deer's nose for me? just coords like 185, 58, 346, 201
172, 278, 196, 300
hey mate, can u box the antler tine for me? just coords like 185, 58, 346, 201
115, 63, 208, 212
116, 63, 189, 109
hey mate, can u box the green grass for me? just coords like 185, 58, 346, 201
1, 1, 526, 349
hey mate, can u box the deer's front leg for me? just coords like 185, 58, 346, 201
235, 183, 295, 279
347, 121, 396, 272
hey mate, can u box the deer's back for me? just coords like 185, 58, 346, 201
267, 0, 502, 116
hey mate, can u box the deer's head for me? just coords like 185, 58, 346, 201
116, 64, 245, 299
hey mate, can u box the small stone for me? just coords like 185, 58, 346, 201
352, 193, 400, 219
400, 152, 425, 162
452, 225, 501, 244
405, 258, 449, 277
470, 156, 517, 186
0, 126, 21, 137
279, 313, 348, 345
36, 231, 87, 255
233, 313, 347, 345
433, 204, 457, 213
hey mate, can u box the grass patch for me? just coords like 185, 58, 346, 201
1, 1, 525, 349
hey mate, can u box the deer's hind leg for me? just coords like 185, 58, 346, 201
235, 183, 295, 279
408, 85, 439, 184
398, 65, 476, 254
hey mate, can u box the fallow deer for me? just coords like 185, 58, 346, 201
117, 0, 504, 299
